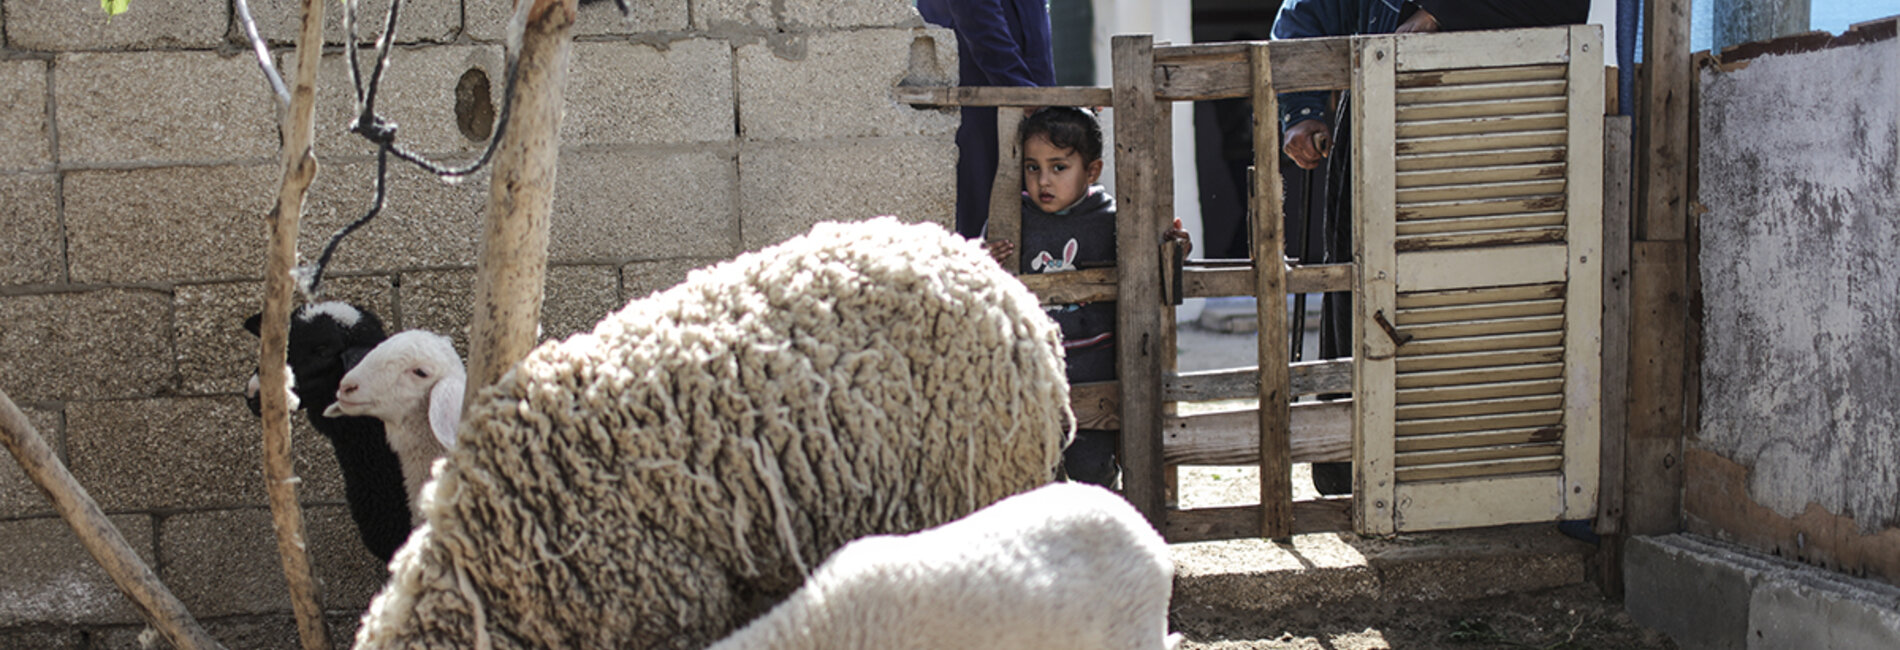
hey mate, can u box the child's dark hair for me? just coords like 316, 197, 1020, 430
1019, 107, 1104, 163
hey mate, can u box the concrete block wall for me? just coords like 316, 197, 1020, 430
1626, 534, 1900, 650
0, 0, 955, 645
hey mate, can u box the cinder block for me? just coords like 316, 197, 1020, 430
0, 515, 155, 626
621, 257, 721, 302
738, 137, 955, 251
62, 165, 274, 284
0, 60, 50, 171
0, 174, 60, 286
54, 52, 278, 165
172, 278, 399, 397
3, 0, 224, 51
289, 45, 507, 160
298, 159, 489, 274
0, 288, 174, 403
692, 0, 774, 32
781, 0, 921, 29
553, 147, 737, 262
0, 406, 61, 519
66, 396, 266, 511
253, 0, 459, 46
467, 0, 686, 42
563, 40, 735, 147
158, 506, 387, 618
397, 265, 626, 353
1625, 534, 1764, 650
737, 28, 959, 141
1749, 571, 1900, 649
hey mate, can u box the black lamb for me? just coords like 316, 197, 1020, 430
244, 302, 412, 564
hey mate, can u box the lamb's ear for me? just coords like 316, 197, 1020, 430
341, 345, 373, 373
243, 312, 263, 336
429, 374, 465, 451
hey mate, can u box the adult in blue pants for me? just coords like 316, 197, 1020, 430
1273, 0, 1591, 495
917, 0, 1057, 239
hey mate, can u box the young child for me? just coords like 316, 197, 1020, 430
988, 107, 1188, 488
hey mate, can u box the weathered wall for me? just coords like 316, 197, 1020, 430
0, 0, 955, 645
1692, 27, 1900, 585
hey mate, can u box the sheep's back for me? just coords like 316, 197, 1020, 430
356, 218, 1070, 649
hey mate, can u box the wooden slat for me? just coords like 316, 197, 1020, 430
1560, 24, 1607, 519
1396, 362, 1565, 390
1398, 282, 1565, 308
1393, 474, 1564, 532
1397, 96, 1567, 121
1163, 498, 1353, 543
1397, 178, 1566, 204
1396, 129, 1568, 155
1398, 195, 1567, 220
1395, 27, 1575, 71
1397, 442, 1564, 467
1163, 401, 1352, 466
1151, 37, 1353, 100
1395, 426, 1564, 452
1396, 162, 1565, 188
1396, 394, 1565, 421
1397, 212, 1566, 236
1070, 381, 1119, 430
1402, 314, 1566, 341
1396, 64, 1567, 88
1017, 267, 1117, 305
1641, 0, 1692, 240
1398, 330, 1566, 357
1396, 455, 1564, 482
1397, 113, 1568, 139
1251, 43, 1293, 540
1166, 359, 1354, 402
1180, 263, 1354, 299
987, 107, 1026, 273
1351, 35, 1401, 535
1111, 34, 1166, 524
1397, 378, 1565, 405
1396, 80, 1566, 105
1397, 244, 1569, 292
1397, 146, 1566, 172
1596, 115, 1633, 535
1395, 409, 1563, 436
893, 85, 1113, 108
1395, 347, 1565, 373
1397, 229, 1567, 252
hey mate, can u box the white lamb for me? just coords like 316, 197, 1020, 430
706, 482, 1180, 650
325, 330, 464, 521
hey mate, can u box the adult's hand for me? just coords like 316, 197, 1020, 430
1396, 8, 1441, 33
1283, 119, 1332, 170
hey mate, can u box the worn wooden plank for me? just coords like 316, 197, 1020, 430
1163, 401, 1352, 466
1397, 229, 1566, 252
1397, 378, 1565, 405
1396, 442, 1565, 467
1156, 97, 1182, 512
1352, 36, 1400, 535
1395, 347, 1566, 374
1152, 37, 1353, 100
1396, 362, 1566, 390
1397, 299, 1568, 326
1396, 455, 1564, 482
1163, 498, 1354, 543
1395, 27, 1574, 71
1397, 147, 1567, 172
1397, 244, 1568, 292
1625, 240, 1685, 535
1396, 63, 1567, 88
1070, 381, 1120, 430
1112, 34, 1166, 525
1396, 162, 1566, 188
1397, 178, 1566, 204
1640, 0, 1692, 240
1395, 426, 1565, 453
1181, 263, 1354, 298
1560, 23, 1607, 520
1396, 394, 1565, 421
1397, 212, 1567, 236
1397, 96, 1568, 121
1398, 283, 1565, 308
1397, 113, 1569, 139
893, 85, 1114, 108
1397, 79, 1566, 105
1596, 115, 1633, 536
1018, 267, 1117, 304
1398, 330, 1567, 357
987, 106, 1026, 274
1402, 314, 1567, 341
1396, 130, 1568, 155
1167, 359, 1354, 402
1397, 194, 1567, 219
1251, 43, 1293, 540
1394, 474, 1565, 532
1396, 410, 1564, 436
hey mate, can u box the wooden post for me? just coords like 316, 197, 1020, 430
464, 0, 579, 407
1596, 114, 1635, 597
1639, 0, 1691, 241
259, 0, 333, 645
1249, 44, 1292, 540
1349, 36, 1398, 536
1111, 34, 1165, 524
987, 106, 1026, 272
0, 390, 224, 650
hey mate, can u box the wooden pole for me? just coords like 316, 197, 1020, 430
258, 0, 333, 645
0, 390, 223, 650
1111, 34, 1165, 525
464, 0, 578, 408
1249, 43, 1292, 540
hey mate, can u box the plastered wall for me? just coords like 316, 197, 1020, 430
0, 0, 955, 645
1692, 27, 1900, 585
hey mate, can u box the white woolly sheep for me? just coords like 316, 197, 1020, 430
242, 302, 413, 563
704, 482, 1179, 650
324, 330, 466, 522
352, 218, 1073, 649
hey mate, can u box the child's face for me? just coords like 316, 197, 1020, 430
1023, 134, 1103, 214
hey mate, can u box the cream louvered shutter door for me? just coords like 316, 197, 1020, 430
1352, 26, 1604, 534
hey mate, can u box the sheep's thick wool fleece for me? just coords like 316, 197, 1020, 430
355, 218, 1071, 649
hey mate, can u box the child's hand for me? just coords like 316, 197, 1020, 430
1164, 217, 1193, 257
986, 239, 1017, 269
